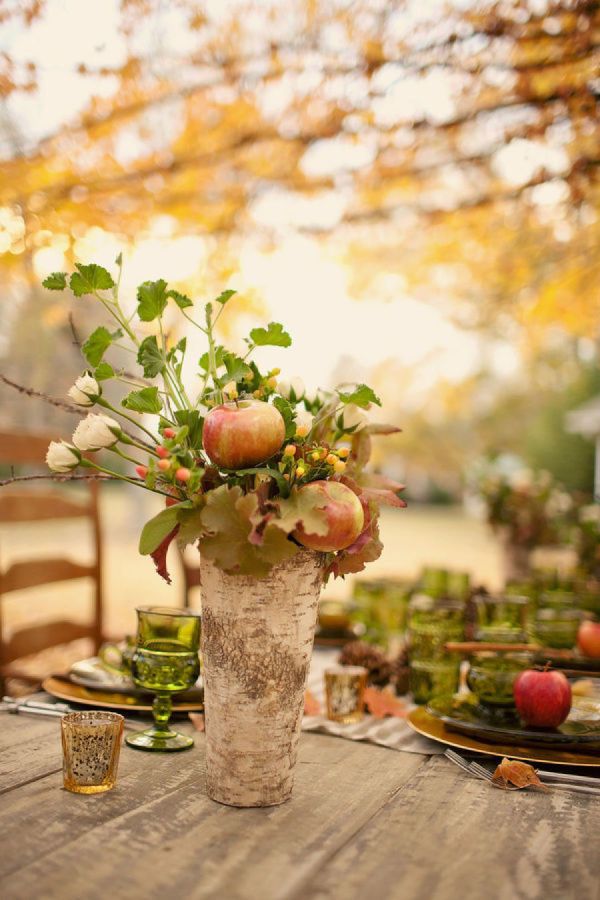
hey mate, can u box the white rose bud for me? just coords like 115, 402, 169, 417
68, 372, 101, 407
72, 413, 121, 451
46, 441, 81, 473
277, 376, 305, 402
295, 408, 314, 431
340, 403, 368, 432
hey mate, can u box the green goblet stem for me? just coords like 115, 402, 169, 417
152, 694, 174, 735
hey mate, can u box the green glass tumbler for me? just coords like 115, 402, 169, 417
126, 606, 201, 752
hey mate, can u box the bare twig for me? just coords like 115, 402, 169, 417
0, 373, 82, 414
0, 473, 118, 487
0, 373, 155, 451
68, 313, 82, 351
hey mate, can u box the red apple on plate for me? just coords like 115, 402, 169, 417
203, 400, 285, 469
513, 668, 572, 728
577, 620, 600, 659
292, 481, 364, 552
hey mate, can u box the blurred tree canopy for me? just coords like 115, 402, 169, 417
0, 0, 598, 486
0, 1, 598, 306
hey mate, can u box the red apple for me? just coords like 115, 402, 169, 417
202, 400, 285, 469
577, 620, 600, 659
292, 481, 364, 552
513, 668, 572, 728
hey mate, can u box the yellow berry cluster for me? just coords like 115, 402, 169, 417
278, 442, 350, 483
252, 367, 280, 400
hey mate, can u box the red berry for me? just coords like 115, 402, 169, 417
163, 427, 176, 439
158, 459, 171, 471
135, 465, 148, 479
156, 445, 170, 459
175, 467, 191, 482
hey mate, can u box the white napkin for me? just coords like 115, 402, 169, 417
303, 649, 443, 755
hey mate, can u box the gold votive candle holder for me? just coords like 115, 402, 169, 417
324, 665, 368, 724
61, 711, 124, 794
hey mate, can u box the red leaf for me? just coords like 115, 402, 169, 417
361, 487, 407, 509
150, 525, 178, 584
364, 686, 407, 719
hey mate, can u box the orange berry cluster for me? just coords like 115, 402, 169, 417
278, 441, 350, 483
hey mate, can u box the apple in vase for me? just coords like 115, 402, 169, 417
293, 481, 364, 552
513, 668, 572, 729
577, 620, 600, 659
203, 400, 285, 469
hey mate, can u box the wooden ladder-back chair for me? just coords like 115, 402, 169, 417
0, 430, 104, 688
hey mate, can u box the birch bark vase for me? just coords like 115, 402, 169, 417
199, 549, 324, 808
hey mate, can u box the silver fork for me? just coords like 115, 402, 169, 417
445, 749, 600, 797
444, 749, 518, 791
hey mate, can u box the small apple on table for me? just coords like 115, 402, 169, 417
513, 665, 572, 729
577, 620, 600, 659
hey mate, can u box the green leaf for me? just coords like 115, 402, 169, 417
248, 322, 292, 348
167, 289, 193, 310
214, 289, 236, 305
137, 336, 164, 378
198, 345, 226, 371
94, 362, 115, 382
176, 504, 207, 547
82, 326, 123, 367
222, 351, 251, 384
137, 279, 168, 321
273, 396, 296, 440
337, 383, 381, 408
139, 502, 192, 555
274, 487, 329, 536
174, 409, 203, 449
122, 386, 162, 414
70, 263, 115, 297
198, 486, 296, 576
42, 272, 67, 291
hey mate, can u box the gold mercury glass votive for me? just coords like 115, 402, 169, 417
324, 665, 368, 724
61, 711, 124, 794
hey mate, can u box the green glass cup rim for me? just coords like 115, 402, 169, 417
135, 605, 201, 619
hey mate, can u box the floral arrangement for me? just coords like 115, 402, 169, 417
42, 258, 405, 582
477, 468, 572, 549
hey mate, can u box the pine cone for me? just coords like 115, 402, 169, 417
338, 640, 393, 687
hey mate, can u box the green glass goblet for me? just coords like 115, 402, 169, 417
126, 606, 201, 752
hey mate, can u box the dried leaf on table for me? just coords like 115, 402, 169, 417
188, 712, 205, 732
492, 757, 548, 790
364, 686, 407, 719
304, 689, 322, 716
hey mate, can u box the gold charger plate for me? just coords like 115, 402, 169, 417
407, 707, 600, 768
42, 676, 203, 714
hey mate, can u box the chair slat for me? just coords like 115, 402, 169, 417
0, 491, 90, 522
2, 621, 94, 665
1, 559, 95, 594
0, 431, 56, 466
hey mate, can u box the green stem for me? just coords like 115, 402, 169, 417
180, 310, 207, 333
80, 459, 172, 498
110, 445, 144, 467
97, 398, 159, 444
205, 304, 223, 406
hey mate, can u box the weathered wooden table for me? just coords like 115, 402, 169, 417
1, 713, 599, 900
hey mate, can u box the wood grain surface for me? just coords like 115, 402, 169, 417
1, 714, 598, 900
